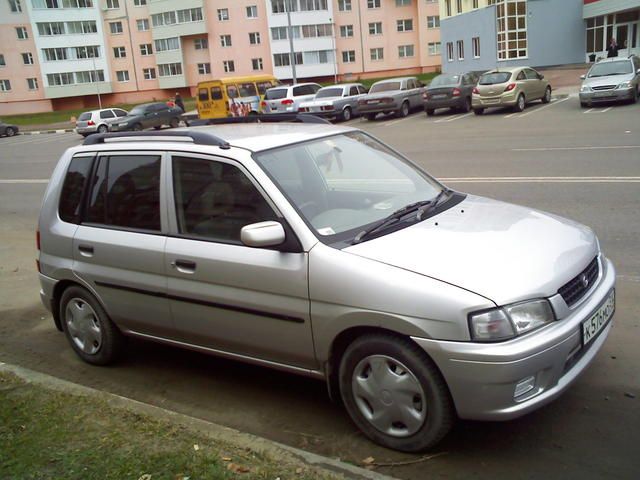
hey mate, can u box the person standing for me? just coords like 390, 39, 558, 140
174, 92, 185, 112
606, 38, 619, 58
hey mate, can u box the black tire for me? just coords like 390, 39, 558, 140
97, 124, 108, 134
153, 125, 162, 130
365, 113, 377, 121
461, 97, 472, 112
397, 101, 409, 118
541, 86, 552, 104
133, 123, 143, 131
631, 87, 638, 104
5, 127, 16, 137
580, 101, 590, 108
513, 94, 525, 112
59, 286, 125, 366
169, 117, 180, 128
340, 106, 352, 122
473, 108, 484, 115
339, 333, 454, 452
426, 109, 435, 117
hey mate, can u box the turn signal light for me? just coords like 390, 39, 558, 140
261, 101, 267, 107
504, 83, 516, 92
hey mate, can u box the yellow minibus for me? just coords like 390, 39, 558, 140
196, 75, 279, 119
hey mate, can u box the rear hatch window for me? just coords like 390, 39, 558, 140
78, 112, 92, 121
479, 72, 512, 85
265, 88, 288, 100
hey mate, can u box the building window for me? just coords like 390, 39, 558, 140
152, 11, 176, 26
27, 77, 38, 90
396, 0, 410, 5
109, 22, 123, 34
139, 43, 152, 56
223, 60, 235, 73
445, 0, 451, 16
116, 70, 129, 82
342, 50, 355, 63
338, 0, 351, 11
398, 44, 414, 57
273, 52, 303, 66
340, 25, 353, 38
446, 41, 454, 61
427, 16, 440, 28
16, 26, 28, 39
246, 5, 257, 17
76, 45, 99, 59
495, 0, 527, 60
301, 24, 332, 38
300, 0, 327, 10
370, 47, 383, 60
369, 22, 382, 35
472, 36, 480, 57
271, 26, 300, 40
154, 37, 180, 52
106, 0, 119, 9
0, 54, 5, 66
456, 0, 462, 12
473, 0, 479, 7
9, 0, 22, 12
252, 57, 263, 70
194, 38, 208, 50
22, 52, 34, 65
428, 41, 441, 55
220, 35, 232, 47
397, 19, 413, 32
217, 8, 229, 21
113, 46, 126, 58
158, 62, 182, 76
134, 0, 146, 5
0, 80, 12, 91
272, 0, 297, 13
249, 32, 261, 44
367, 0, 380, 8
586, 16, 605, 54
456, 40, 464, 60
136, 19, 149, 31
143, 67, 156, 80
197, 63, 211, 74
176, 8, 203, 23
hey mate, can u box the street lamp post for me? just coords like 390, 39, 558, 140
91, 53, 102, 109
286, 1, 297, 83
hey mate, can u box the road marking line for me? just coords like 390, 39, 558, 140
382, 115, 416, 127
0, 179, 49, 184
513, 145, 640, 152
440, 176, 640, 183
601, 107, 612, 113
517, 97, 569, 117
583, 108, 594, 114
445, 112, 474, 122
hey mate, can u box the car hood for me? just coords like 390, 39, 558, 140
300, 97, 341, 107
343, 195, 598, 306
583, 73, 634, 87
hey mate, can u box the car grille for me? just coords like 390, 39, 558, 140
591, 85, 616, 91
558, 257, 599, 307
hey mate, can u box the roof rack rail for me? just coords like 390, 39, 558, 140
187, 113, 332, 127
82, 130, 231, 149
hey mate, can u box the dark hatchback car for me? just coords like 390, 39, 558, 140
110, 102, 183, 132
423, 72, 479, 116
0, 119, 19, 137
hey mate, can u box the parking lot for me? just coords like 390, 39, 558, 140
1, 95, 639, 479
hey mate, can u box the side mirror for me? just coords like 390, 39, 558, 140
580, 74, 586, 80
241, 221, 285, 248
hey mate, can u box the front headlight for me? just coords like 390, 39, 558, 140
617, 81, 633, 89
580, 85, 591, 93
469, 299, 555, 342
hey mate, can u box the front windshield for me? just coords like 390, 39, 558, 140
316, 87, 343, 98
369, 82, 401, 93
588, 61, 633, 77
254, 132, 442, 242
430, 74, 460, 87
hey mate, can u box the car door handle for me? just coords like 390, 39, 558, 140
78, 244, 94, 257
171, 259, 197, 274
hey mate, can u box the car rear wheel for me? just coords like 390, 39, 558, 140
5, 127, 16, 137
340, 107, 352, 122
397, 101, 410, 118
133, 123, 143, 131
542, 87, 552, 104
339, 334, 454, 452
153, 125, 162, 130
580, 101, 590, 108
97, 124, 108, 134
365, 113, 377, 121
514, 94, 526, 112
426, 109, 435, 117
60, 286, 125, 365
473, 108, 484, 115
169, 117, 180, 128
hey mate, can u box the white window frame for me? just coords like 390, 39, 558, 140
428, 41, 441, 56
252, 57, 263, 70
0, 79, 12, 91
220, 34, 232, 47
246, 5, 258, 18
136, 19, 149, 31
139, 43, 152, 56
342, 50, 355, 63
427, 16, 440, 29
194, 38, 208, 50
106, 0, 119, 10
9, 0, 23, 13
197, 62, 211, 75
340, 25, 353, 38
397, 19, 413, 32
369, 22, 382, 35
367, 0, 380, 9
143, 67, 156, 80
109, 22, 123, 34
16, 26, 29, 39
116, 70, 129, 82
338, 0, 351, 11
370, 47, 383, 61
249, 32, 261, 45
217, 8, 229, 21
398, 44, 414, 58
22, 52, 34, 65
28, 77, 39, 90
457, 40, 464, 60
472, 36, 480, 58
447, 41, 454, 62
223, 60, 235, 73
113, 46, 126, 58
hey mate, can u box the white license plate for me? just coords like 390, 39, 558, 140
582, 289, 615, 346
368, 100, 380, 104
432, 94, 447, 99
594, 92, 615, 98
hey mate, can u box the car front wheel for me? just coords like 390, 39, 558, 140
397, 101, 410, 118
339, 334, 454, 452
473, 108, 484, 115
341, 106, 352, 122
5, 127, 16, 137
542, 87, 552, 104
97, 124, 108, 134
514, 94, 526, 112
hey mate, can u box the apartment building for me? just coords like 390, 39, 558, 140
0, 0, 442, 115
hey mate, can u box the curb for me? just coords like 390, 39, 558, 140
0, 362, 399, 480
21, 128, 76, 135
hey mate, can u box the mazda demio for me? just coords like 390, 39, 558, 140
37, 121, 615, 452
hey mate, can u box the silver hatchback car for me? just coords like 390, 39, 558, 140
38, 122, 615, 452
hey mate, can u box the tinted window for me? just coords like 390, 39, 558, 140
479, 72, 512, 85
226, 85, 239, 99
239, 83, 258, 97
198, 88, 209, 101
211, 87, 223, 100
113, 109, 128, 117
59, 156, 93, 224
588, 60, 633, 77
293, 85, 314, 96
257, 81, 275, 95
525, 69, 539, 80
172, 156, 277, 243
407, 79, 416, 89
78, 112, 92, 121
265, 88, 287, 100
151, 103, 167, 112
430, 74, 460, 87
86, 155, 161, 231
516, 71, 526, 81
316, 87, 343, 98
349, 86, 359, 96
357, 86, 367, 94
100, 110, 115, 119
369, 82, 401, 93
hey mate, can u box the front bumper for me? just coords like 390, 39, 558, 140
412, 256, 616, 421
472, 92, 517, 108
579, 88, 634, 104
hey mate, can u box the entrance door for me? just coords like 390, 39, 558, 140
617, 24, 630, 54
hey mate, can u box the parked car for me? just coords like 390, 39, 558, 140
423, 72, 479, 116
262, 83, 322, 114
38, 122, 615, 452
109, 102, 183, 132
298, 83, 367, 121
0, 120, 19, 137
358, 77, 425, 120
579, 56, 640, 108
473, 67, 552, 114
75, 108, 129, 137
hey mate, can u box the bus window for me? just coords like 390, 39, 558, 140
239, 83, 258, 97
211, 87, 223, 100
257, 81, 275, 95
226, 85, 239, 99
198, 88, 209, 101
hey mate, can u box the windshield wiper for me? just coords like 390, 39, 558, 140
353, 189, 452, 244
416, 188, 452, 221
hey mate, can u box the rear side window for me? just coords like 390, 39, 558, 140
100, 110, 115, 119
227, 85, 239, 99
113, 109, 128, 117
59, 156, 93, 224
211, 87, 223, 100
86, 155, 161, 232
78, 112, 91, 121
239, 83, 257, 96
293, 85, 314, 96
257, 81, 274, 95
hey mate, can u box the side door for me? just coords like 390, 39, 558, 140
141, 105, 159, 128
99, 109, 116, 127
525, 68, 544, 99
515, 69, 529, 98
164, 153, 315, 368
406, 78, 421, 107
72, 152, 173, 337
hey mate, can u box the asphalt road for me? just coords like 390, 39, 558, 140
1, 96, 639, 479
